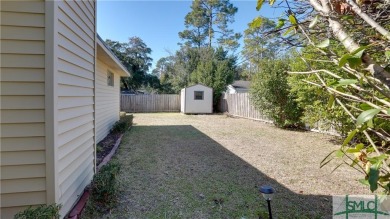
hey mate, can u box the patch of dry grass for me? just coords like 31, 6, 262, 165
100, 113, 369, 218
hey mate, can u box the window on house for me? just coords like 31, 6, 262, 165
107, 71, 114, 86
194, 91, 204, 100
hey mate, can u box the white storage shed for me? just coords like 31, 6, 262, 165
180, 84, 213, 114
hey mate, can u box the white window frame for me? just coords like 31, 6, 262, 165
194, 91, 204, 100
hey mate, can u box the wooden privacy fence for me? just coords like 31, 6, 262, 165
219, 92, 339, 135
121, 94, 180, 113
219, 93, 271, 123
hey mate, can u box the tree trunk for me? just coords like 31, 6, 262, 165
209, 6, 213, 48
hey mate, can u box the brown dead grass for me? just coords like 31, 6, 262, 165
102, 113, 369, 219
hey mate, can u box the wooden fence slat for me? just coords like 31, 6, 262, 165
218, 92, 339, 135
121, 94, 181, 113
218, 92, 270, 122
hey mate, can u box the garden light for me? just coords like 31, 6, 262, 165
259, 185, 275, 219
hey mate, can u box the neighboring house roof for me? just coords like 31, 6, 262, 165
232, 80, 250, 89
228, 80, 251, 93
96, 34, 130, 77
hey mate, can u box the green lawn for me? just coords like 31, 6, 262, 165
85, 113, 369, 219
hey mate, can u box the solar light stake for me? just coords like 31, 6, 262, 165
259, 185, 275, 219
266, 199, 272, 219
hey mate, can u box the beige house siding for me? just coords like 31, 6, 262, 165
56, 0, 96, 216
0, 1, 47, 218
95, 59, 121, 143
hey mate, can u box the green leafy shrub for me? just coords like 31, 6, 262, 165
250, 59, 303, 128
88, 160, 121, 213
110, 114, 133, 134
288, 48, 355, 136
14, 204, 61, 219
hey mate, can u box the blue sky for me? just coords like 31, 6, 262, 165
97, 1, 284, 70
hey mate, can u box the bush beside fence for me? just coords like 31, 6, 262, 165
219, 93, 339, 135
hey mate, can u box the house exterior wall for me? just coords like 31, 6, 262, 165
1, 0, 96, 217
55, 0, 96, 216
0, 1, 47, 218
183, 84, 213, 114
95, 58, 120, 143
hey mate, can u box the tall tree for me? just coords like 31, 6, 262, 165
191, 47, 235, 106
152, 56, 175, 79
241, 17, 280, 78
154, 46, 236, 105
243, 18, 279, 63
105, 37, 153, 90
179, 0, 241, 51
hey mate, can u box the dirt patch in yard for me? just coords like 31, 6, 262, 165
100, 113, 369, 218
96, 133, 122, 166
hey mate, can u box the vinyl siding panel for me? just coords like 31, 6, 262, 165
1, 68, 45, 82
58, 84, 94, 97
58, 34, 94, 63
58, 71, 94, 88
0, 1, 46, 209
58, 105, 94, 122
1, 123, 45, 138
76, 1, 94, 25
56, 0, 96, 216
1, 137, 45, 152
1, 178, 46, 194
1, 40, 45, 54
58, 139, 93, 179
0, 191, 46, 207
1, 96, 44, 109
1, 164, 46, 180
95, 59, 120, 142
1, 0, 45, 13
1, 54, 45, 68
58, 1, 94, 38
58, 96, 94, 109
59, 158, 93, 214
58, 130, 94, 161
58, 113, 93, 135
57, 21, 94, 56
58, 59, 94, 80
0, 110, 45, 123
1, 26, 45, 40
57, 10, 94, 48
1, 11, 44, 27
1, 151, 45, 166
58, 122, 94, 147
1, 82, 45, 95
58, 46, 94, 72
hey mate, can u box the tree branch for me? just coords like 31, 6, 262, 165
345, 0, 390, 41
308, 0, 390, 88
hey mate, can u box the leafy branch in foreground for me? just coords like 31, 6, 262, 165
254, 0, 390, 193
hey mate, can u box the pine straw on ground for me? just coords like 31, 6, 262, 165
102, 113, 369, 219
